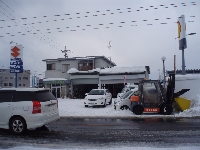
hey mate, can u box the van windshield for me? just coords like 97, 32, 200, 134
88, 90, 105, 95
122, 90, 132, 99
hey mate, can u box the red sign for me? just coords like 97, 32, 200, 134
144, 108, 160, 112
11, 46, 20, 58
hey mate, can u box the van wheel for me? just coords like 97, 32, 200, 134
10, 117, 27, 134
133, 106, 143, 115
120, 106, 124, 110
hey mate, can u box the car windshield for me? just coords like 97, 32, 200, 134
88, 90, 105, 95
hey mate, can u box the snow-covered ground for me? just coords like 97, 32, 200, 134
58, 94, 200, 118
3, 146, 200, 150
57, 74, 200, 118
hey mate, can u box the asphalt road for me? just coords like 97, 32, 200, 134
1, 117, 200, 149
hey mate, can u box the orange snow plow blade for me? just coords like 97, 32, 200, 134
174, 97, 191, 112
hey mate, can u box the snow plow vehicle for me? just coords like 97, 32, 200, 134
130, 74, 190, 115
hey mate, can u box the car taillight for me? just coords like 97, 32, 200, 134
57, 99, 58, 108
32, 101, 41, 114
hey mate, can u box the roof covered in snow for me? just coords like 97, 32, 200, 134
67, 66, 148, 75
43, 78, 68, 81
100, 66, 146, 74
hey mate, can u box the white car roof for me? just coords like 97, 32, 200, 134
0, 88, 50, 91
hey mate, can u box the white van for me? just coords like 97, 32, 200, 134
114, 88, 138, 111
0, 88, 60, 134
117, 84, 138, 98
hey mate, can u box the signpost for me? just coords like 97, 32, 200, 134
177, 15, 187, 75
10, 44, 23, 87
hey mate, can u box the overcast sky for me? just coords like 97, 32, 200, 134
0, 0, 199, 79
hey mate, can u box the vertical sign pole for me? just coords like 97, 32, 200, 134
174, 55, 176, 74
15, 73, 17, 88
182, 48, 186, 75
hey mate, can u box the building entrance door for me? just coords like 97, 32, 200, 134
51, 86, 66, 98
52, 87, 60, 98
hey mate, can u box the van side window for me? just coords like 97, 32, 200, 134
14, 91, 33, 102
0, 92, 13, 102
34, 91, 56, 102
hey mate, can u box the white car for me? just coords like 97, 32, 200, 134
114, 88, 138, 111
0, 88, 60, 134
84, 89, 112, 107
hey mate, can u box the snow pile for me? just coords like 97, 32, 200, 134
67, 68, 100, 74
88, 68, 100, 72
67, 68, 79, 73
175, 94, 200, 117
100, 66, 146, 74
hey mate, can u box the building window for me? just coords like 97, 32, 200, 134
23, 84, 25, 86
78, 60, 93, 71
23, 77, 28, 80
47, 63, 55, 70
19, 84, 21, 86
62, 64, 70, 73
4, 83, 8, 86
9, 83, 13, 86
5, 77, 8, 79
18, 77, 21, 80
10, 77, 13, 79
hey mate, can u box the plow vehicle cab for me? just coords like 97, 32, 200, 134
130, 74, 190, 115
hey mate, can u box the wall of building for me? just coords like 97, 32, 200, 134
95, 58, 113, 68
0, 69, 30, 88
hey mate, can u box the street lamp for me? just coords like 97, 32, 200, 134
161, 56, 166, 99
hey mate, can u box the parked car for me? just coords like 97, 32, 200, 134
0, 88, 60, 134
114, 88, 138, 110
84, 89, 112, 107
117, 84, 138, 98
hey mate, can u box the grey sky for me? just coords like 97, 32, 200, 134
0, 0, 199, 79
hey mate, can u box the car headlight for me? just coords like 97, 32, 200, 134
99, 97, 104, 100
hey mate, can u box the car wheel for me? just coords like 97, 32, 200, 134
161, 104, 173, 115
85, 105, 88, 107
133, 106, 143, 115
10, 117, 27, 134
108, 97, 112, 105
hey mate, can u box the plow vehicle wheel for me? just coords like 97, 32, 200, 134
133, 106, 143, 115
161, 104, 173, 115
